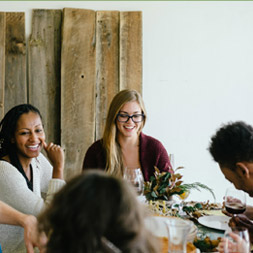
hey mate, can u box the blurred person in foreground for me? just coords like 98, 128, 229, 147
209, 121, 253, 247
83, 89, 172, 181
0, 200, 43, 253
37, 170, 159, 253
0, 104, 65, 252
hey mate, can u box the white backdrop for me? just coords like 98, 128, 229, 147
1, 1, 253, 204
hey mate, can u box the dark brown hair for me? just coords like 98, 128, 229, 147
209, 121, 253, 169
38, 170, 159, 253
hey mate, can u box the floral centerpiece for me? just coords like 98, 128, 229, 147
144, 166, 215, 201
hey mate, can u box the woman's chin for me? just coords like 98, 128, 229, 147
25, 149, 41, 158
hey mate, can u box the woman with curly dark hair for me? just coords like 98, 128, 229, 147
38, 170, 159, 253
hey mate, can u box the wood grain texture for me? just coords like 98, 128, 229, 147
0, 13, 5, 119
28, 9, 62, 145
95, 11, 119, 140
61, 8, 96, 179
120, 12, 142, 94
5, 12, 26, 113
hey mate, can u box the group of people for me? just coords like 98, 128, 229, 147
0, 89, 170, 253
0, 88, 253, 253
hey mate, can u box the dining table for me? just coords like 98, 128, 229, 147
142, 199, 229, 253
193, 209, 227, 252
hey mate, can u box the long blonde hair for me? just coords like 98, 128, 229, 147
102, 89, 147, 177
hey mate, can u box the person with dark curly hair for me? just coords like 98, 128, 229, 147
209, 121, 253, 196
37, 170, 159, 253
0, 104, 65, 252
209, 121, 253, 244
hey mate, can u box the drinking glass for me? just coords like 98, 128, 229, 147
222, 226, 250, 253
123, 168, 144, 195
224, 187, 246, 216
175, 191, 190, 216
165, 218, 193, 253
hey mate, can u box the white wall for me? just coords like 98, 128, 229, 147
1, 1, 253, 204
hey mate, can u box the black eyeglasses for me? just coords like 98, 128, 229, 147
116, 113, 145, 123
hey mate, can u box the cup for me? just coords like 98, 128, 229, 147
123, 167, 144, 195
224, 187, 246, 216
223, 226, 250, 253
169, 154, 175, 169
165, 218, 193, 253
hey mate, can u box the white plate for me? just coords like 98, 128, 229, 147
198, 215, 230, 231
144, 216, 197, 242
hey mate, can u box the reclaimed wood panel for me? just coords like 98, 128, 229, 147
0, 13, 5, 119
120, 12, 142, 94
95, 11, 119, 140
28, 9, 62, 145
61, 8, 96, 179
5, 12, 26, 113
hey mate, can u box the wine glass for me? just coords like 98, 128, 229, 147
224, 187, 246, 216
123, 167, 144, 196
221, 226, 250, 253
176, 190, 190, 216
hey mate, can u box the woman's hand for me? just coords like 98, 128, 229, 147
22, 215, 48, 253
22, 215, 39, 253
42, 140, 64, 179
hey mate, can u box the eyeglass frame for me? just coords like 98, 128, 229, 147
116, 113, 145, 123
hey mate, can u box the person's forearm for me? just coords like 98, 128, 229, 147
0, 201, 39, 253
0, 200, 26, 226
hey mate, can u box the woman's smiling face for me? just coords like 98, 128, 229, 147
13, 111, 45, 159
116, 101, 143, 139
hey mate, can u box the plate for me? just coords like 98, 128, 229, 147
198, 215, 230, 231
144, 216, 197, 242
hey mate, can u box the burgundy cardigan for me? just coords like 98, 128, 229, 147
82, 132, 171, 181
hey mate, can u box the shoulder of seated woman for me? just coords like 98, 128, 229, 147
143, 136, 163, 149
0, 155, 10, 163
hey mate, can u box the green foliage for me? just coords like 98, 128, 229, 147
194, 239, 213, 252
182, 203, 203, 213
144, 167, 216, 201
178, 182, 216, 201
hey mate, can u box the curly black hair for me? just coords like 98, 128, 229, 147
209, 121, 253, 169
38, 170, 159, 253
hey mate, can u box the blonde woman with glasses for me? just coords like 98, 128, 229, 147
82, 89, 172, 181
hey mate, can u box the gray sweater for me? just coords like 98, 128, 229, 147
0, 153, 65, 253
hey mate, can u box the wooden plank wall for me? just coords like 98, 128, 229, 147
5, 12, 26, 113
95, 11, 119, 140
0, 13, 5, 119
28, 9, 62, 145
61, 8, 96, 179
120, 12, 142, 95
1, 8, 142, 179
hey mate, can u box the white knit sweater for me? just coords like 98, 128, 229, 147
0, 153, 66, 253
